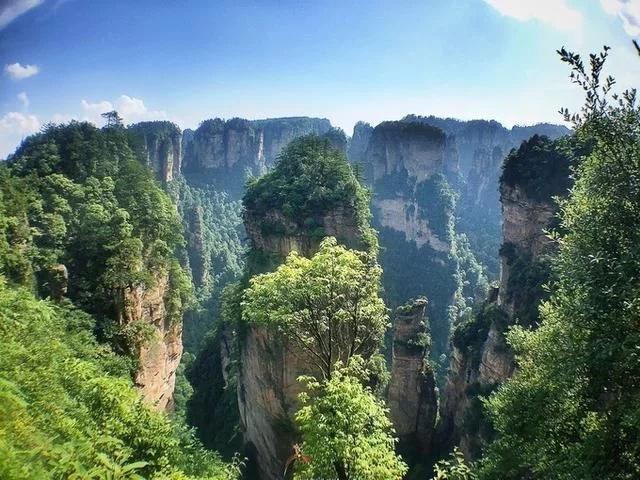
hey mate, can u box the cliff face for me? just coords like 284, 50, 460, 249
348, 121, 374, 168
439, 135, 573, 458
235, 137, 375, 479
239, 205, 367, 479
182, 117, 332, 197
252, 117, 332, 166
402, 115, 569, 279
115, 272, 183, 411
387, 298, 438, 457
362, 121, 458, 360
129, 122, 183, 183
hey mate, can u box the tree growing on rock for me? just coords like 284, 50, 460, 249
293, 359, 407, 480
242, 236, 388, 380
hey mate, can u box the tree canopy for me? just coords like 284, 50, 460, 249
293, 360, 407, 480
480, 46, 640, 480
242, 237, 388, 380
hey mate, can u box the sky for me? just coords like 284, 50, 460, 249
1, 0, 639, 158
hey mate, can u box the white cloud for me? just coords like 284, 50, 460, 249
0, 0, 43, 30
600, 0, 640, 36
115, 95, 167, 123
483, 0, 583, 32
5, 62, 40, 80
17, 91, 29, 109
80, 95, 167, 125
0, 111, 40, 134
0, 111, 41, 159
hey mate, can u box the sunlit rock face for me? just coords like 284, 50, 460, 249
358, 120, 459, 360
113, 271, 183, 412
387, 298, 438, 458
182, 117, 332, 197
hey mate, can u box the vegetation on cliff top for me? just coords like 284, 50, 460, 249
0, 278, 237, 480
1, 122, 192, 359
243, 237, 388, 380
480, 46, 640, 479
243, 135, 376, 250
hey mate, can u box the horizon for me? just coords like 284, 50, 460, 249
1, 0, 639, 157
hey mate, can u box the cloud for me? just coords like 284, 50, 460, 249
0, 111, 40, 134
80, 95, 167, 125
483, 0, 583, 32
5, 62, 40, 80
17, 91, 29, 108
600, 0, 640, 36
0, 111, 41, 159
0, 0, 43, 30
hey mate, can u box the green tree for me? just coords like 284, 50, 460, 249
242, 237, 388, 380
293, 360, 407, 480
480, 46, 640, 479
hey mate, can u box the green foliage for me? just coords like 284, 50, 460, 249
415, 174, 457, 243
452, 303, 509, 368
433, 448, 477, 480
0, 278, 236, 480
293, 359, 407, 480
2, 122, 192, 360
480, 46, 640, 480
242, 237, 388, 379
168, 177, 245, 352
500, 135, 573, 203
244, 135, 376, 252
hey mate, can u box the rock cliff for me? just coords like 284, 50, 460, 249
114, 271, 183, 411
236, 137, 374, 479
439, 135, 574, 458
361, 120, 459, 361
129, 121, 183, 183
387, 298, 438, 458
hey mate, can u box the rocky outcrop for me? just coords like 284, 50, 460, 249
237, 138, 373, 479
439, 135, 574, 458
182, 117, 332, 197
362, 121, 458, 360
115, 272, 183, 411
388, 298, 438, 457
239, 204, 367, 479
129, 121, 182, 183
347, 121, 374, 168
243, 207, 364, 261
252, 117, 332, 166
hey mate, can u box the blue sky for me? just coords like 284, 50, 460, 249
1, 0, 639, 158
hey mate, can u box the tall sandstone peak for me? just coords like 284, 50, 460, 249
360, 120, 459, 361
439, 135, 574, 458
129, 121, 183, 183
237, 137, 373, 480
387, 298, 438, 458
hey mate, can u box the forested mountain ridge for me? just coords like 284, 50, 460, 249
3, 43, 638, 480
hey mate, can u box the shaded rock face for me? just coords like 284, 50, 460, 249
239, 202, 367, 480
362, 121, 458, 360
388, 298, 438, 457
243, 207, 364, 261
348, 121, 374, 168
185, 205, 208, 288
129, 122, 183, 183
253, 117, 332, 166
366, 121, 455, 183
115, 273, 182, 412
439, 136, 573, 458
182, 118, 266, 196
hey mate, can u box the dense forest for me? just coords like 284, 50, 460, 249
1, 43, 639, 480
